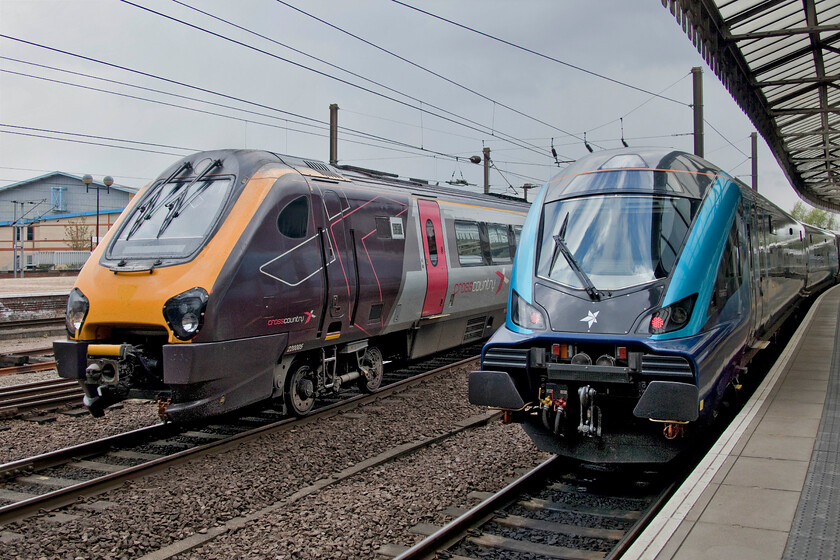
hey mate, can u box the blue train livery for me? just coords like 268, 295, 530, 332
469, 148, 839, 464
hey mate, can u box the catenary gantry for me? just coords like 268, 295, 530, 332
663, 0, 840, 211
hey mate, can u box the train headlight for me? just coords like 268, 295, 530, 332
163, 287, 209, 340
646, 294, 697, 335
511, 291, 546, 330
65, 288, 89, 337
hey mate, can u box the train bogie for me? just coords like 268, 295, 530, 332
55, 150, 528, 422
469, 148, 839, 464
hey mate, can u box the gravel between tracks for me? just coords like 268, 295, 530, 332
0, 397, 161, 464
0, 361, 550, 560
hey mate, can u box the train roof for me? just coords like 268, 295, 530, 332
543, 147, 731, 204
156, 149, 530, 212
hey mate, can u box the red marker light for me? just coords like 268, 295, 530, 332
551, 344, 560, 356
617, 346, 627, 360
651, 316, 665, 330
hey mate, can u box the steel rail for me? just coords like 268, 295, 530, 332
0, 361, 57, 376
393, 455, 561, 560
0, 378, 76, 398
0, 354, 480, 525
605, 480, 677, 560
0, 378, 83, 416
393, 458, 677, 560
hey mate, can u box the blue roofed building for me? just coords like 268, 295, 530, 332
0, 172, 139, 273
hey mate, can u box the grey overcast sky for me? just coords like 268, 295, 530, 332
0, 0, 809, 212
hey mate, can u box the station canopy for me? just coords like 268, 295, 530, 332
664, 0, 840, 211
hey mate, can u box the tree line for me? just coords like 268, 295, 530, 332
791, 201, 838, 230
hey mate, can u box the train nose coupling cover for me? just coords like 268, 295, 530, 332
468, 370, 526, 409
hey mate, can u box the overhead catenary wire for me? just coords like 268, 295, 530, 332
391, 0, 691, 108
0, 52, 486, 164
0, 128, 189, 157
0, 123, 198, 153
0, 35, 538, 168
704, 119, 750, 159
114, 0, 552, 160
172, 0, 546, 153
585, 72, 693, 136
274, 0, 581, 153
0, 4, 729, 196
0, 63, 533, 190
0, 166, 155, 184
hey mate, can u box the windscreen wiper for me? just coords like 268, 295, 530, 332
125, 162, 192, 240
156, 159, 222, 238
549, 213, 604, 301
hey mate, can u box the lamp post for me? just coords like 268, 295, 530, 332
84, 174, 112, 250
101, 176, 113, 248
82, 175, 93, 251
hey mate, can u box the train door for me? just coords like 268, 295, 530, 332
747, 207, 762, 336
257, 181, 323, 341
314, 187, 357, 335
417, 199, 448, 316
757, 209, 771, 328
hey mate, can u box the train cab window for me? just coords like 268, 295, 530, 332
488, 223, 512, 264
277, 196, 309, 239
709, 221, 742, 316
109, 176, 234, 260
425, 219, 438, 266
455, 221, 483, 265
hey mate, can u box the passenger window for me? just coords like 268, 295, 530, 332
277, 196, 309, 238
455, 221, 483, 265
425, 219, 438, 266
487, 223, 512, 264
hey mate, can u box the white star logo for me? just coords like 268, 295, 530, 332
580, 310, 599, 330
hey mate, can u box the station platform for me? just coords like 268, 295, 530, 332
0, 275, 76, 297
624, 284, 840, 560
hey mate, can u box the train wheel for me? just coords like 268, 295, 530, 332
286, 362, 316, 416
357, 346, 384, 393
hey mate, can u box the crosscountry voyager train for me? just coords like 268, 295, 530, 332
54, 149, 528, 422
469, 148, 839, 464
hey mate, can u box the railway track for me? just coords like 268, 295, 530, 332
0, 348, 481, 526
0, 317, 65, 342
393, 458, 675, 560
0, 378, 82, 417
0, 360, 57, 377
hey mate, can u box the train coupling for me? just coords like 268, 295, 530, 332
79, 378, 118, 418
85, 344, 131, 386
577, 385, 602, 437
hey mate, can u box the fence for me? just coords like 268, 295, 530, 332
28, 250, 91, 269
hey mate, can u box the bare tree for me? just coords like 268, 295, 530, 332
64, 219, 92, 250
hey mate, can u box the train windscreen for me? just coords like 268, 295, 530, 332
537, 194, 697, 291
108, 177, 234, 260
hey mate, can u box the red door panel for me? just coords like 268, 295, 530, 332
418, 199, 448, 316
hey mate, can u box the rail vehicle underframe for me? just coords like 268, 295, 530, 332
470, 322, 750, 464
53, 331, 394, 421
54, 332, 288, 421
54, 308, 502, 422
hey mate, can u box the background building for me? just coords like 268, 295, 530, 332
0, 172, 138, 273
